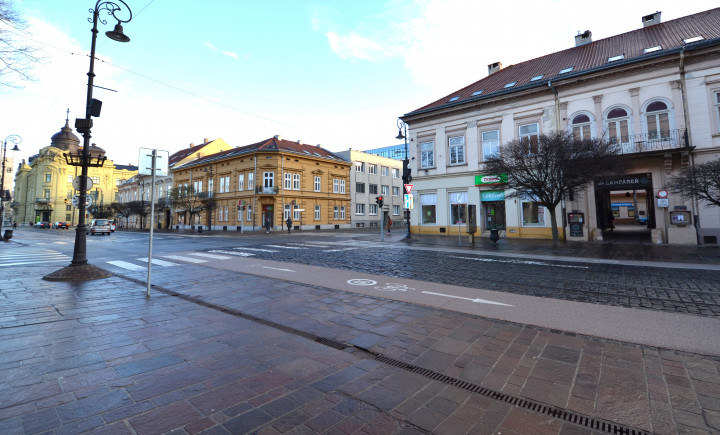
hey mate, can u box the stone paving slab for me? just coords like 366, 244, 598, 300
1, 262, 719, 434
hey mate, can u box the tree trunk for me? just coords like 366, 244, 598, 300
549, 207, 560, 248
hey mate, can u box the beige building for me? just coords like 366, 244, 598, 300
12, 117, 137, 225
172, 135, 351, 231
336, 150, 404, 229
401, 9, 720, 245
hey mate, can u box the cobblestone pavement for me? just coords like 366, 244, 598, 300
201, 242, 720, 318
3, 258, 716, 434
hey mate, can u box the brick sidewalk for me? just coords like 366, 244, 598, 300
1, 264, 719, 434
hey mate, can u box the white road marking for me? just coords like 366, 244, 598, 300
347, 279, 377, 286
232, 247, 278, 253
421, 291, 514, 306
209, 250, 256, 257
189, 252, 233, 260
160, 255, 207, 263
248, 264, 295, 272
106, 260, 145, 271
136, 258, 178, 267
324, 248, 358, 253
263, 245, 303, 250
287, 243, 330, 248
450, 255, 589, 269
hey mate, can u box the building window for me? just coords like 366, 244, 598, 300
219, 176, 230, 193
263, 172, 274, 187
208, 177, 214, 194
334, 206, 339, 219
356, 182, 365, 193
314, 205, 321, 220
340, 206, 345, 220
293, 204, 300, 220
339, 179, 345, 194
449, 136, 466, 164
92, 176, 100, 184
645, 101, 670, 139
45, 173, 51, 183
248, 172, 254, 190
522, 201, 545, 226
381, 185, 389, 195
356, 203, 365, 215
381, 166, 389, 176
715, 91, 720, 132
238, 173, 244, 191
481, 130, 500, 160
355, 162, 364, 172
246, 205, 252, 221
571, 114, 592, 140
369, 184, 378, 195
392, 168, 399, 178
293, 174, 300, 190
333, 179, 339, 193
284, 172, 292, 190
194, 180, 202, 193
519, 123, 540, 154
420, 140, 434, 168
420, 193, 436, 224
66, 205, 72, 212
606, 107, 630, 145
314, 176, 321, 192
369, 204, 378, 215
67, 175, 73, 183
44, 189, 50, 199
392, 186, 399, 196
393, 205, 400, 215
284, 204, 291, 220
449, 192, 467, 224
368, 164, 377, 175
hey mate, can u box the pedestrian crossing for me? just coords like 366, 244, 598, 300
105, 252, 235, 271
0, 249, 71, 267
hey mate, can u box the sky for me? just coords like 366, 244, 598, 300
1, 0, 718, 170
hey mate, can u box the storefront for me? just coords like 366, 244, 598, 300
480, 190, 505, 230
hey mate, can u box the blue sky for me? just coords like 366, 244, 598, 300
2, 0, 718, 168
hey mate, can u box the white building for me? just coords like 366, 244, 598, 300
401, 9, 720, 245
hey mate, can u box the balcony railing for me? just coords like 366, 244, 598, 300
612, 129, 688, 155
35, 198, 51, 203
255, 186, 279, 194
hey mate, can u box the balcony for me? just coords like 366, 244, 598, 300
613, 129, 688, 155
255, 186, 279, 195
35, 198, 51, 204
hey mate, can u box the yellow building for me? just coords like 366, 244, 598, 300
12, 117, 137, 225
172, 135, 351, 231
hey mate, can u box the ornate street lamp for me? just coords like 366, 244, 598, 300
1, 135, 21, 240
44, 1, 132, 281
395, 119, 412, 239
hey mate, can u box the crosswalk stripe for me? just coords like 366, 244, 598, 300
188, 252, 233, 260
136, 258, 179, 267
106, 260, 145, 271
1, 258, 69, 267
263, 245, 303, 249
160, 255, 207, 263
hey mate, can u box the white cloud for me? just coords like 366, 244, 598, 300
325, 31, 388, 61
222, 50, 239, 60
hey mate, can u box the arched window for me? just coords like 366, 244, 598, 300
570, 113, 592, 140
645, 100, 670, 140
605, 107, 630, 145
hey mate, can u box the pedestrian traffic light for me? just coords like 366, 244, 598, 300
376, 196, 383, 208
64, 198, 68, 203
402, 159, 412, 183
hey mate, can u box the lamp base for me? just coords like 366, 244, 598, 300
43, 263, 111, 282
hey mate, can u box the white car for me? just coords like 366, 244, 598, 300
88, 219, 111, 235
110, 221, 116, 232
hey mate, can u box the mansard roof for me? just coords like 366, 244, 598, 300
406, 8, 720, 117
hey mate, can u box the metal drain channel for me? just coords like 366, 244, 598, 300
125, 277, 649, 435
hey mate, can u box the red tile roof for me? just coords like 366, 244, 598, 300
407, 8, 720, 116
169, 139, 216, 166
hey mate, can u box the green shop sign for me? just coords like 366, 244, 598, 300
481, 190, 505, 201
475, 173, 507, 185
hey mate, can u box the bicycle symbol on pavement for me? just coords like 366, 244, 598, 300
347, 279, 377, 286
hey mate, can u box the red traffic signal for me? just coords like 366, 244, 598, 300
375, 196, 384, 207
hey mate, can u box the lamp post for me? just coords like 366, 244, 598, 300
395, 119, 412, 239
1, 135, 21, 238
44, 1, 132, 281
204, 166, 214, 231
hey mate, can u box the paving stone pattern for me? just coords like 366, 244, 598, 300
218, 244, 720, 317
1, 262, 719, 434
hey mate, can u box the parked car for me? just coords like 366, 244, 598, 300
36, 221, 50, 229
636, 216, 649, 225
53, 221, 69, 229
87, 219, 111, 235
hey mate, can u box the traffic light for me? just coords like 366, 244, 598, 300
64, 198, 68, 204
375, 196, 384, 208
402, 159, 412, 183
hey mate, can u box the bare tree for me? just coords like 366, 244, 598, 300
484, 131, 620, 246
670, 157, 720, 207
168, 185, 205, 227
111, 202, 132, 229
127, 200, 150, 229
0, 0, 40, 85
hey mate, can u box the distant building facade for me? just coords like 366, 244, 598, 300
336, 150, 404, 229
401, 8, 720, 245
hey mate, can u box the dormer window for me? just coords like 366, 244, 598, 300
643, 45, 661, 54
449, 96, 459, 102
608, 54, 624, 62
530, 75, 544, 81
559, 67, 573, 74
683, 36, 704, 44
504, 82, 517, 89
471, 90, 483, 96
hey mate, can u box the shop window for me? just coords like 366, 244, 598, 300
521, 201, 545, 225
449, 192, 467, 224
420, 193, 437, 224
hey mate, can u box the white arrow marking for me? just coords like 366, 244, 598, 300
421, 291, 513, 306
262, 266, 295, 272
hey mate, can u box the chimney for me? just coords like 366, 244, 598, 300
487, 62, 502, 76
274, 135, 282, 140
575, 30, 592, 47
297, 140, 303, 145
642, 11, 661, 27
189, 143, 194, 148
203, 138, 209, 143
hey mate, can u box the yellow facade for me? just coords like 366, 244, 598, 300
172, 137, 351, 231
